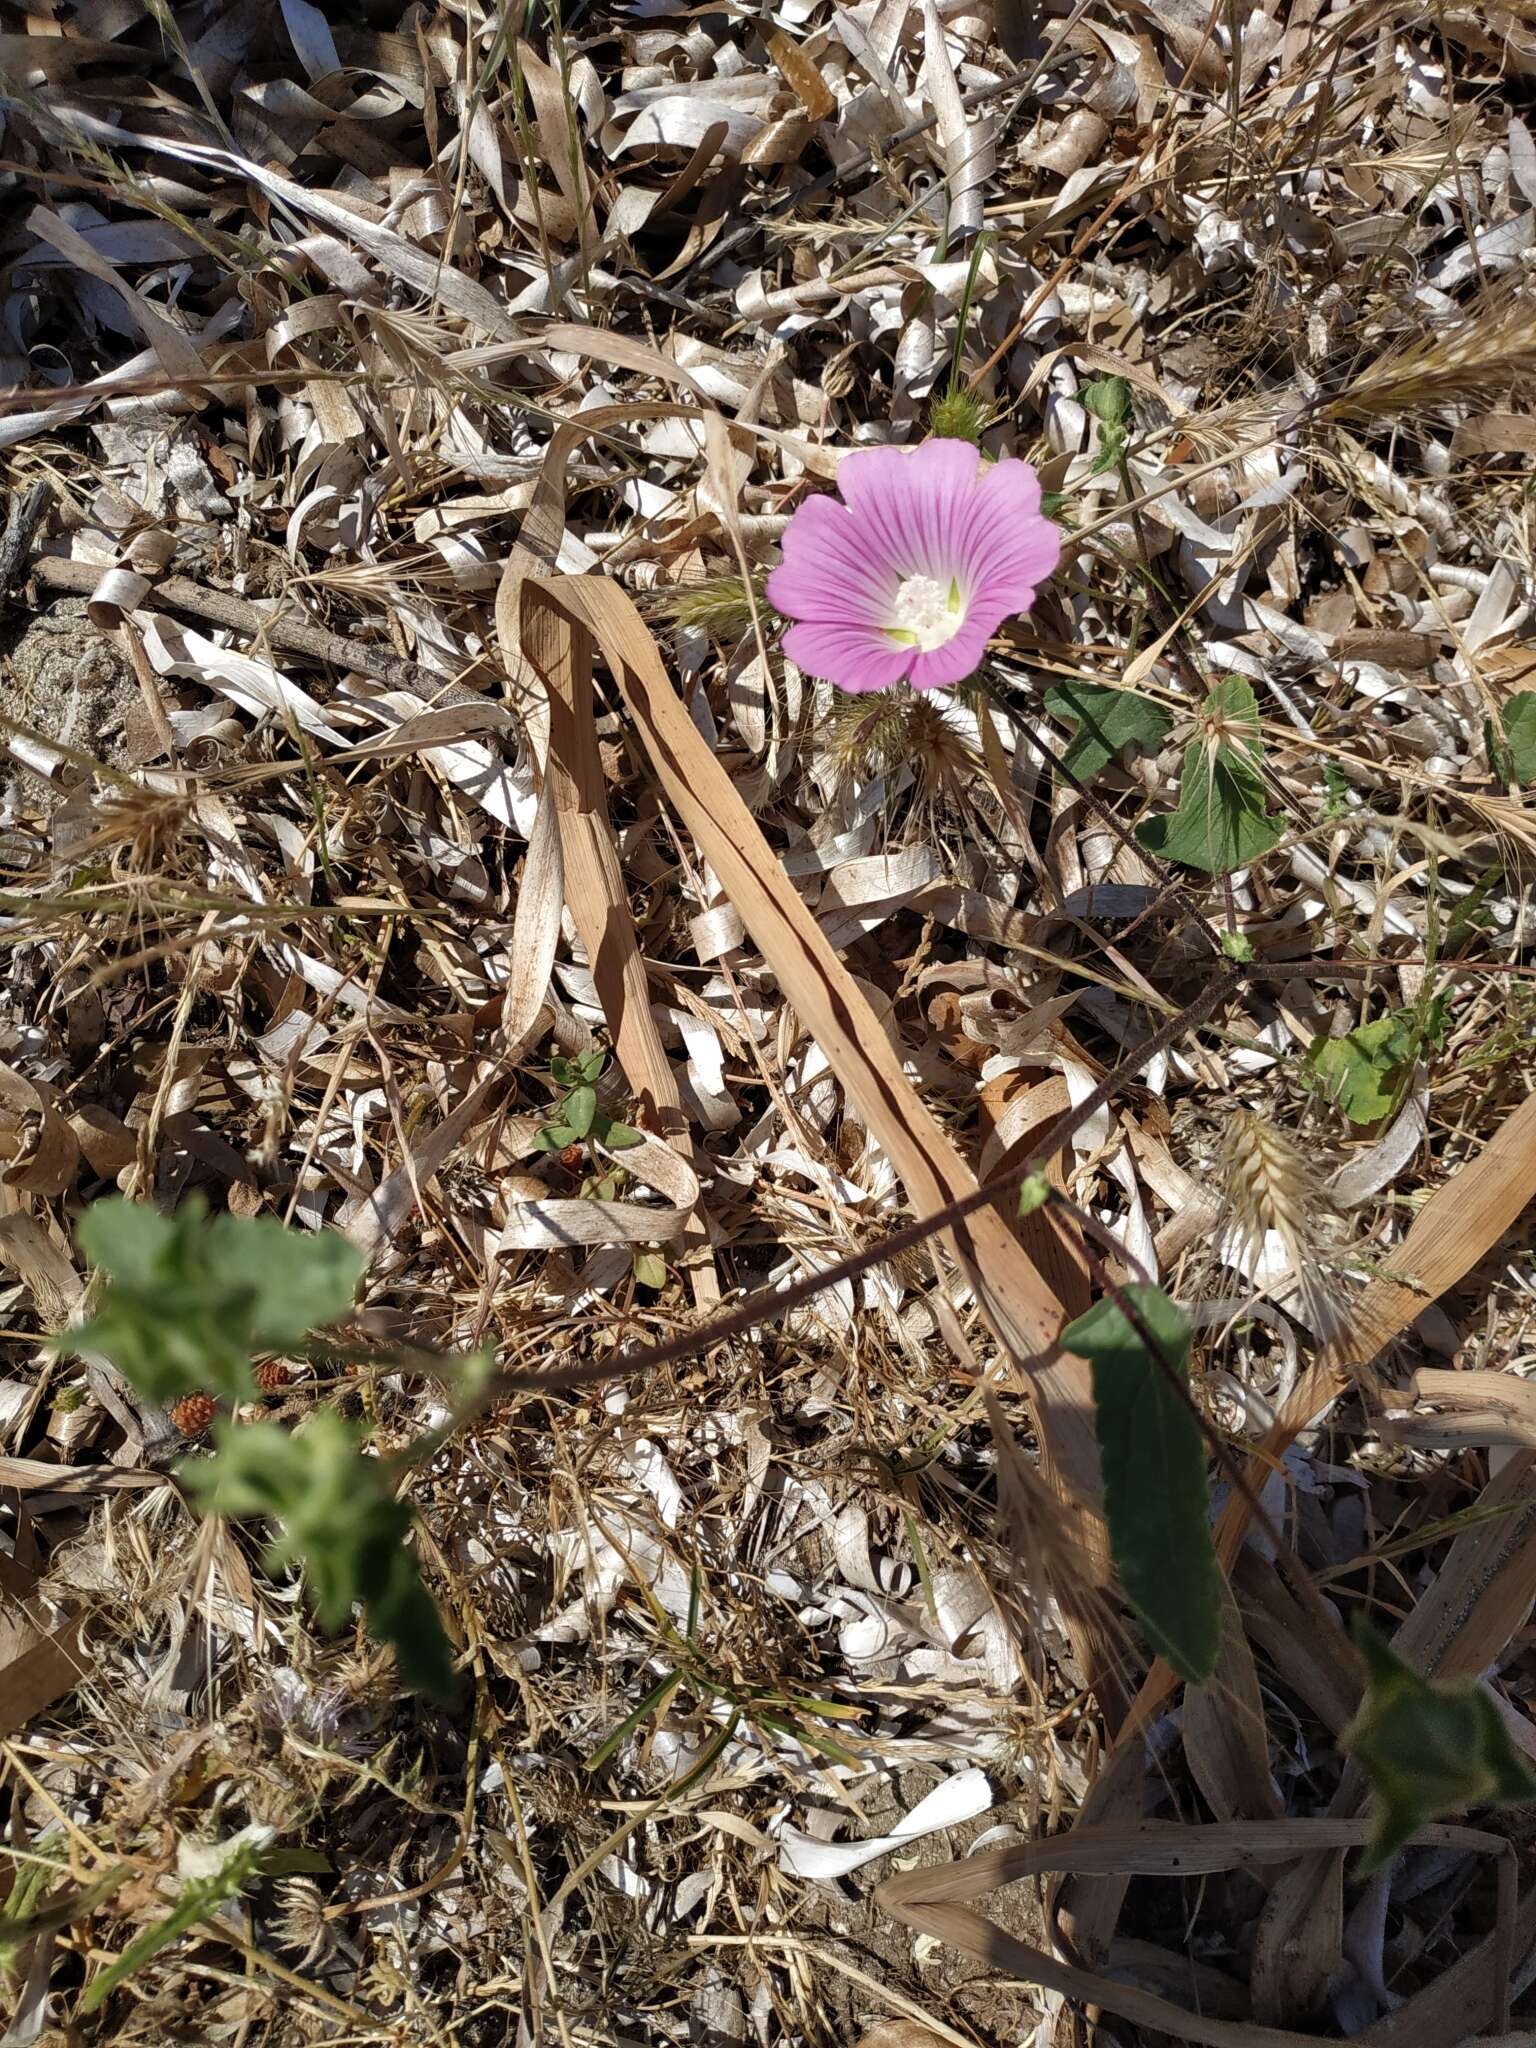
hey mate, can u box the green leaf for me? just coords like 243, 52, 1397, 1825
1309, 992, 1452, 1122
76, 1197, 177, 1287
601, 1120, 644, 1150
1063, 1285, 1221, 1685
1016, 1170, 1051, 1218
1082, 374, 1132, 475
203, 1215, 360, 1348
185, 1414, 457, 1701
68, 1199, 360, 1405
1083, 374, 1132, 428
258, 1848, 332, 1877
1306, 1014, 1414, 1123
1043, 680, 1171, 782
1344, 1624, 1536, 1873
1135, 678, 1285, 874
563, 1085, 597, 1139
1486, 716, 1515, 787
632, 1249, 667, 1289
1219, 929, 1255, 963
1446, 864, 1501, 953
0, 1861, 127, 1972
1502, 693, 1536, 784
587, 1668, 683, 1770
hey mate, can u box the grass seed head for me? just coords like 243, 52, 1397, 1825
929, 386, 991, 446
820, 687, 976, 799
1219, 1109, 1344, 1338
652, 573, 762, 640
1220, 1110, 1314, 1269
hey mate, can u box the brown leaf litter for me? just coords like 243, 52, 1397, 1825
0, 0, 1535, 2042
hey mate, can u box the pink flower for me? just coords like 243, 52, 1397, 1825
765, 438, 1060, 694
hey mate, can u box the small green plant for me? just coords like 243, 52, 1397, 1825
586, 1564, 864, 1776
1344, 1624, 1536, 1871
185, 1411, 455, 1698
79, 1824, 303, 2014
0, 1835, 126, 1978
1444, 864, 1502, 953
61, 1198, 458, 1700
1135, 677, 1285, 873
1306, 991, 1451, 1124
1321, 760, 1353, 821
930, 230, 992, 449
1082, 372, 1133, 476
534, 1048, 644, 1157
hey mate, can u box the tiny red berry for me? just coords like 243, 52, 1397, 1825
253, 1360, 293, 1394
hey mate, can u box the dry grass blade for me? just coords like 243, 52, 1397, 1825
1389, 1451, 1536, 1688
1184, 1578, 1284, 1823
523, 578, 717, 1301
1210, 1090, 1536, 1577
880, 1820, 1526, 2048
4, 1, 1536, 2034
521, 575, 1114, 1651
1386, 1367, 1536, 1449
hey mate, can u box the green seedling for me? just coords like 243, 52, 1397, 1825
534, 1048, 644, 1156
1136, 677, 1285, 873
65, 1199, 457, 1699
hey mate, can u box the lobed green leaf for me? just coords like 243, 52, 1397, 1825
185, 1414, 457, 1701
68, 1198, 360, 1405
1043, 679, 1171, 783
1345, 1625, 1536, 1871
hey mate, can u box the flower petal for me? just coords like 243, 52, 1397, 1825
968, 457, 1061, 593
783, 619, 914, 694
906, 613, 993, 691
765, 494, 900, 624
834, 439, 986, 585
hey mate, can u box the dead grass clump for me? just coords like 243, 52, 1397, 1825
0, 0, 1534, 2040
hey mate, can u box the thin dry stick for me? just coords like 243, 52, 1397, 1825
29, 555, 449, 696
0, 481, 51, 595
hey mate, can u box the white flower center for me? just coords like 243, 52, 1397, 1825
887, 573, 965, 651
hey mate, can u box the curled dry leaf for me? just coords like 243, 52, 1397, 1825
3, 2, 1535, 2035
0, 1065, 79, 1198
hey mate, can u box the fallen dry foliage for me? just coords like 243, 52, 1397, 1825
1, 1, 1536, 2043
